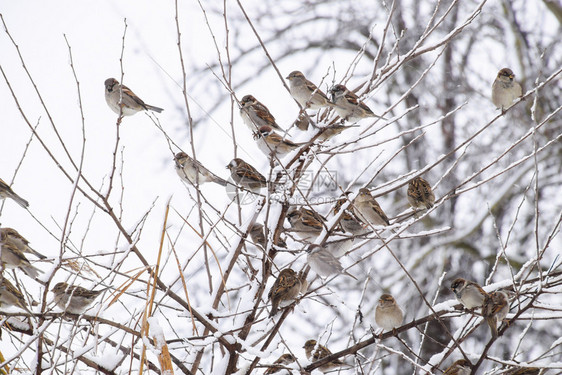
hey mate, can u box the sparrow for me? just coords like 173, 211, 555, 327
264, 353, 296, 375
1, 228, 46, 259
450, 278, 489, 310
174, 152, 227, 186
0, 178, 29, 208
268, 268, 302, 317
333, 194, 368, 235
303, 339, 348, 373
443, 359, 472, 375
239, 95, 284, 132
306, 244, 357, 280
1, 241, 42, 279
375, 294, 404, 332
407, 176, 435, 210
492, 68, 522, 111
0, 277, 29, 310
254, 126, 304, 157
226, 158, 266, 193
286, 207, 325, 240
505, 367, 541, 375
483, 290, 509, 338
313, 124, 359, 142
329, 84, 384, 122
353, 188, 391, 227
52, 282, 108, 314
104, 78, 163, 116
286, 70, 334, 110
249, 223, 287, 249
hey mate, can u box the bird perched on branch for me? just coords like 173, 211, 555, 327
254, 126, 304, 158
329, 84, 385, 122
505, 367, 541, 375
249, 223, 287, 249
492, 68, 522, 111
1, 241, 42, 279
52, 282, 109, 314
450, 278, 488, 310
0, 277, 30, 310
1, 228, 46, 259
333, 194, 368, 235
226, 158, 266, 193
104, 78, 163, 116
286, 70, 334, 110
407, 176, 435, 210
483, 290, 509, 338
268, 268, 302, 317
306, 244, 357, 280
239, 95, 284, 132
443, 359, 472, 375
174, 152, 227, 186
264, 354, 296, 375
0, 178, 29, 208
303, 340, 349, 373
353, 188, 391, 228
286, 207, 326, 241
375, 294, 404, 332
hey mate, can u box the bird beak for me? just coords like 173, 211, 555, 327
509, 74, 514, 79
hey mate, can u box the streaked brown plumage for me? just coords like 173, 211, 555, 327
104, 78, 163, 116
443, 359, 472, 375
407, 176, 435, 209
268, 269, 302, 317
303, 340, 348, 373
52, 282, 108, 314
353, 188, 391, 227
0, 277, 29, 310
264, 353, 296, 375
483, 290, 509, 338
1, 228, 46, 259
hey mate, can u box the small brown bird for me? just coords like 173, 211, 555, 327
333, 194, 368, 235
104, 78, 163, 116
286, 207, 326, 241
492, 68, 522, 111
329, 84, 385, 122
407, 176, 435, 210
0, 178, 29, 208
52, 282, 108, 314
226, 158, 266, 193
450, 278, 489, 310
268, 269, 302, 317
314, 124, 359, 142
303, 339, 348, 373
1, 241, 42, 279
443, 359, 472, 375
483, 290, 509, 338
264, 353, 296, 375
353, 188, 391, 227
239, 95, 284, 132
254, 126, 304, 157
0, 277, 29, 310
505, 367, 541, 375
375, 294, 404, 332
248, 223, 287, 249
1, 228, 47, 259
306, 244, 357, 280
286, 71, 334, 110
174, 152, 227, 186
